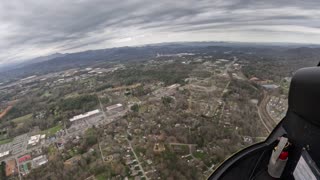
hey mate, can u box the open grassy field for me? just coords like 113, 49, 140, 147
41, 124, 62, 137
0, 138, 13, 145
41, 124, 62, 136
12, 113, 33, 124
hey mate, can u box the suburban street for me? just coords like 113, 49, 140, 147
126, 138, 149, 180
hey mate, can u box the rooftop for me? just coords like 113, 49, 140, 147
106, 104, 123, 111
70, 109, 101, 122
32, 155, 48, 166
19, 154, 31, 163
0, 151, 10, 158
262, 84, 279, 89
28, 134, 41, 146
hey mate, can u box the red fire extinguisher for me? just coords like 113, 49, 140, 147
268, 137, 289, 178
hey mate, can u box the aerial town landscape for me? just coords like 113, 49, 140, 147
0, 43, 318, 180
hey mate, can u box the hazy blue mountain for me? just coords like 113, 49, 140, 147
0, 42, 319, 83
0, 53, 65, 72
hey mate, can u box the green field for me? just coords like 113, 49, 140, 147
193, 151, 207, 160
0, 138, 13, 145
41, 124, 62, 137
12, 114, 33, 124
96, 173, 108, 180
42, 91, 52, 97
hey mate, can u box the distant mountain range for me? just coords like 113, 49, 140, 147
0, 41, 319, 83
23, 53, 66, 66
0, 53, 65, 72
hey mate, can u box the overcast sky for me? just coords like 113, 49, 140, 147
1, 0, 320, 65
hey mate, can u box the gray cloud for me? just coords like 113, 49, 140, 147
0, 0, 320, 64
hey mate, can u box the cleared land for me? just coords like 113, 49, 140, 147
41, 124, 63, 136
12, 114, 33, 124
0, 106, 13, 119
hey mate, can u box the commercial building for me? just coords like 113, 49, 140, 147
261, 84, 279, 90
40, 134, 46, 139
70, 109, 101, 122
32, 155, 48, 167
18, 154, 31, 163
106, 104, 124, 115
0, 151, 10, 158
28, 135, 41, 146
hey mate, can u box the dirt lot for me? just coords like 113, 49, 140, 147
0, 106, 13, 119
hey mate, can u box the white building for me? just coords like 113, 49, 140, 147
28, 135, 41, 146
0, 151, 9, 158
106, 104, 124, 115
32, 155, 48, 167
70, 109, 101, 122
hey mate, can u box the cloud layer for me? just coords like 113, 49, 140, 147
1, 0, 320, 64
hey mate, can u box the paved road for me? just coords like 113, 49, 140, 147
98, 139, 105, 162
212, 81, 230, 118
15, 157, 22, 180
212, 57, 237, 117
169, 143, 197, 158
97, 95, 107, 120
257, 105, 271, 133
223, 56, 238, 75
127, 138, 149, 180
257, 91, 277, 133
